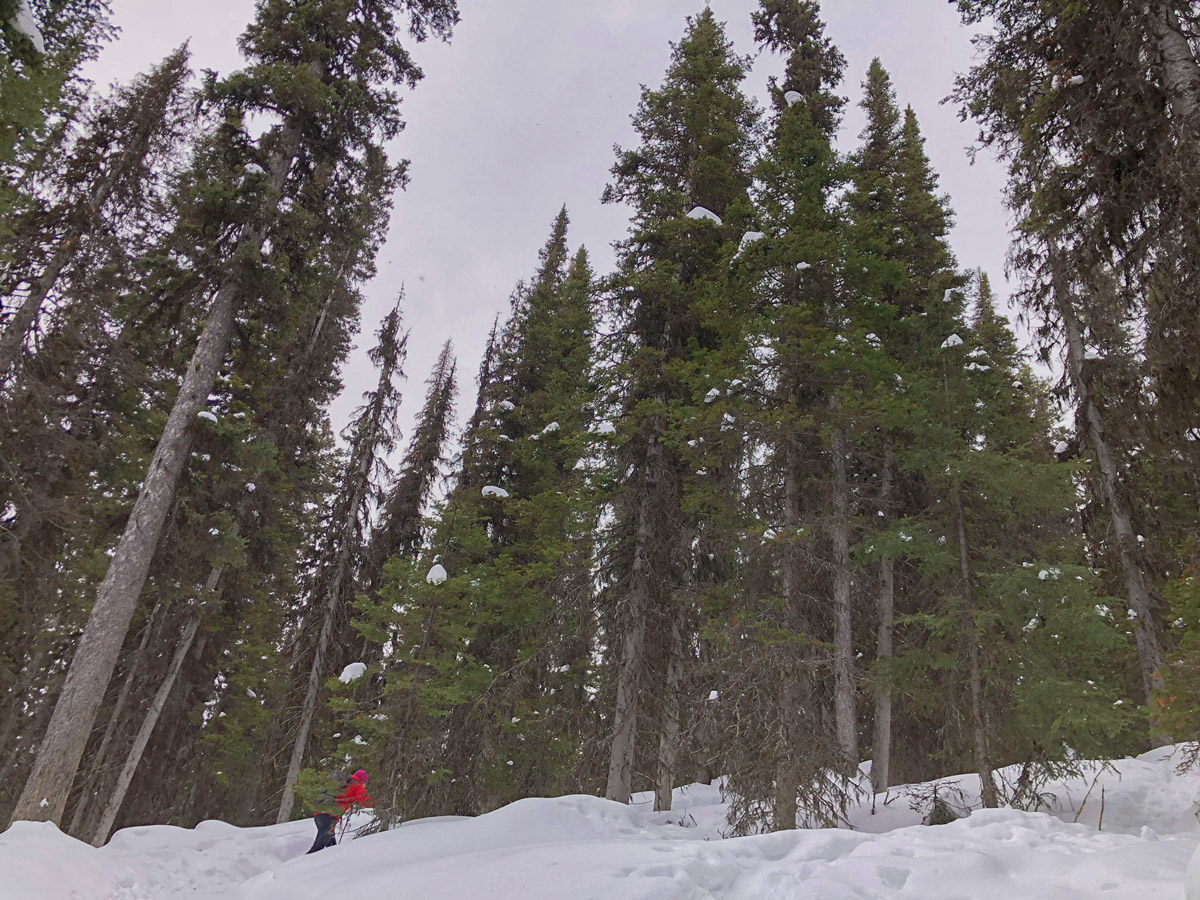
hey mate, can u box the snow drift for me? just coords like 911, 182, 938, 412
4, 746, 1199, 899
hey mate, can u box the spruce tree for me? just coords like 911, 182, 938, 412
12, 0, 458, 826
360, 209, 598, 819
0, 46, 189, 379
276, 304, 407, 823
599, 7, 757, 807
713, 0, 849, 831
953, 0, 1191, 725
362, 339, 457, 586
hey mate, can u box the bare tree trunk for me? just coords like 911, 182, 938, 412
605, 435, 662, 803
954, 493, 998, 809
10, 126, 299, 827
653, 603, 684, 812
831, 424, 858, 770
91, 571, 216, 845
871, 439, 894, 796
773, 670, 802, 831
1051, 259, 1166, 704
275, 581, 343, 823
68, 598, 166, 838
1147, 1, 1200, 122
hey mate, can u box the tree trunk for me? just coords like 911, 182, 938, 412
653, 602, 684, 812
10, 125, 299, 827
1051, 258, 1166, 704
776, 432, 808, 830
91, 581, 212, 846
954, 492, 998, 809
0, 247, 73, 381
830, 424, 858, 770
1147, 1, 1200, 123
871, 439, 894, 796
605, 434, 662, 803
68, 597, 167, 838
773, 670, 802, 832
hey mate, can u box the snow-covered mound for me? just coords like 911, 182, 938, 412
4, 746, 1199, 899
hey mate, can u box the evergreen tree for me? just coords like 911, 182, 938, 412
953, 0, 1194, 727
12, 0, 458, 826
712, 0, 850, 831
362, 339, 457, 586
0, 51, 193, 820
0, 46, 189, 379
358, 209, 598, 820
276, 304, 407, 823
599, 7, 757, 808
0, 0, 113, 246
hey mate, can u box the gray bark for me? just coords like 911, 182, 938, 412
0, 249, 72, 382
67, 598, 166, 838
10, 125, 299, 827
91, 570, 216, 845
1147, 2, 1200, 123
1051, 258, 1166, 703
773, 671, 802, 831
831, 424, 858, 769
871, 440, 894, 796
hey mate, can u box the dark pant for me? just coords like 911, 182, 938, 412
306, 813, 339, 854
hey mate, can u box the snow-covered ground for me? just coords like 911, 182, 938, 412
6, 746, 1200, 899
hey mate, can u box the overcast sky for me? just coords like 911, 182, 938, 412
85, 0, 1014, 446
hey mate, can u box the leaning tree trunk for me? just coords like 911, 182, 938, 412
91, 578, 213, 846
1051, 257, 1166, 705
954, 492, 999, 809
10, 126, 299, 827
830, 422, 858, 770
871, 438, 894, 796
67, 597, 167, 838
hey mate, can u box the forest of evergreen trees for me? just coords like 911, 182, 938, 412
1, 0, 1198, 843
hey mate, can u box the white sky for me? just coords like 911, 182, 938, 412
84, 0, 1014, 446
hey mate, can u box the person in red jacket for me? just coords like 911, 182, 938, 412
306, 769, 375, 854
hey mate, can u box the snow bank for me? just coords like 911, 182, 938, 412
425, 563, 447, 585
4, 746, 1198, 899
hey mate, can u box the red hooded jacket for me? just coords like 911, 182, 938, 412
326, 775, 374, 818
